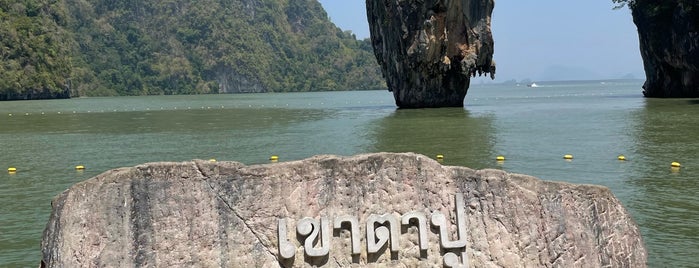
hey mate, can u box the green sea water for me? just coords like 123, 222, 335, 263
1, 80, 697, 266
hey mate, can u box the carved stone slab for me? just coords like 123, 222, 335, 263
41, 153, 646, 267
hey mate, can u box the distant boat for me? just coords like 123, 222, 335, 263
527, 82, 539, 88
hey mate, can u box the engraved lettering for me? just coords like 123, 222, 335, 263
431, 193, 467, 249
277, 218, 296, 259
296, 216, 331, 257
277, 193, 471, 264
444, 252, 469, 268
333, 215, 361, 255
401, 211, 428, 251
366, 213, 400, 253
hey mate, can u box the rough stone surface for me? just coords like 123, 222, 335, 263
214, 66, 267, 94
41, 153, 646, 267
631, 0, 699, 97
366, 0, 496, 108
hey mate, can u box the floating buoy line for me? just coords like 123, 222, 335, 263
2, 153, 691, 177
1, 99, 394, 117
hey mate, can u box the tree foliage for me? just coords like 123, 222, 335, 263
1, 0, 385, 99
0, 0, 73, 100
612, 0, 635, 9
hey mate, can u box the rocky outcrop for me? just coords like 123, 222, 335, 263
41, 153, 646, 267
0, 88, 71, 101
366, 0, 496, 108
631, 0, 699, 97
214, 66, 267, 94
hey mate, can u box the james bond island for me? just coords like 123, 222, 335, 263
366, 0, 496, 108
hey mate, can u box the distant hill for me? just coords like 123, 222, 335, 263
0, 0, 385, 100
0, 0, 73, 100
537, 65, 603, 82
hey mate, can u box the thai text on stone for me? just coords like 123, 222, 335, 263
278, 193, 470, 267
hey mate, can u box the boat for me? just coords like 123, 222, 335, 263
527, 82, 539, 88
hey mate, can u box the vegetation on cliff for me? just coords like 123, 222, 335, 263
0, 0, 73, 100
1, 0, 385, 100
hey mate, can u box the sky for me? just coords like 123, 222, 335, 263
317, 0, 645, 82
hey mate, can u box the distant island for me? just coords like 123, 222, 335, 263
0, 0, 385, 100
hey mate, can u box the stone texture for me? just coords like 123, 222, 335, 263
366, 0, 496, 108
631, 0, 699, 97
41, 153, 646, 267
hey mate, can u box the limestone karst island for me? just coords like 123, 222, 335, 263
0, 0, 697, 267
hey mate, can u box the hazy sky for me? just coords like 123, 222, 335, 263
317, 0, 645, 82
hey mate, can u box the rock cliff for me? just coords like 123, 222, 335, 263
0, 88, 71, 101
366, 0, 496, 108
631, 0, 699, 97
41, 153, 646, 267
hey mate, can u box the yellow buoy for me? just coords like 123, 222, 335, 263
270, 155, 279, 161
209, 159, 217, 163
75, 165, 85, 170
563, 154, 574, 160
671, 162, 681, 168
496, 156, 505, 161
617, 155, 626, 161
8, 167, 17, 173
436, 154, 444, 160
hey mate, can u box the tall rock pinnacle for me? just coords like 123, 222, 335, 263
366, 0, 496, 108
631, 0, 699, 97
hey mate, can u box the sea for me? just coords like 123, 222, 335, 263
1, 80, 697, 267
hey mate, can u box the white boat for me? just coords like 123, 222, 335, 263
527, 82, 539, 88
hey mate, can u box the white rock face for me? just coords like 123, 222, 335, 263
41, 153, 646, 267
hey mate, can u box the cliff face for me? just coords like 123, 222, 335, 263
0, 88, 70, 101
631, 0, 699, 97
41, 153, 646, 267
366, 0, 496, 108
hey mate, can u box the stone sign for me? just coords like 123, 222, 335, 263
41, 153, 646, 267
